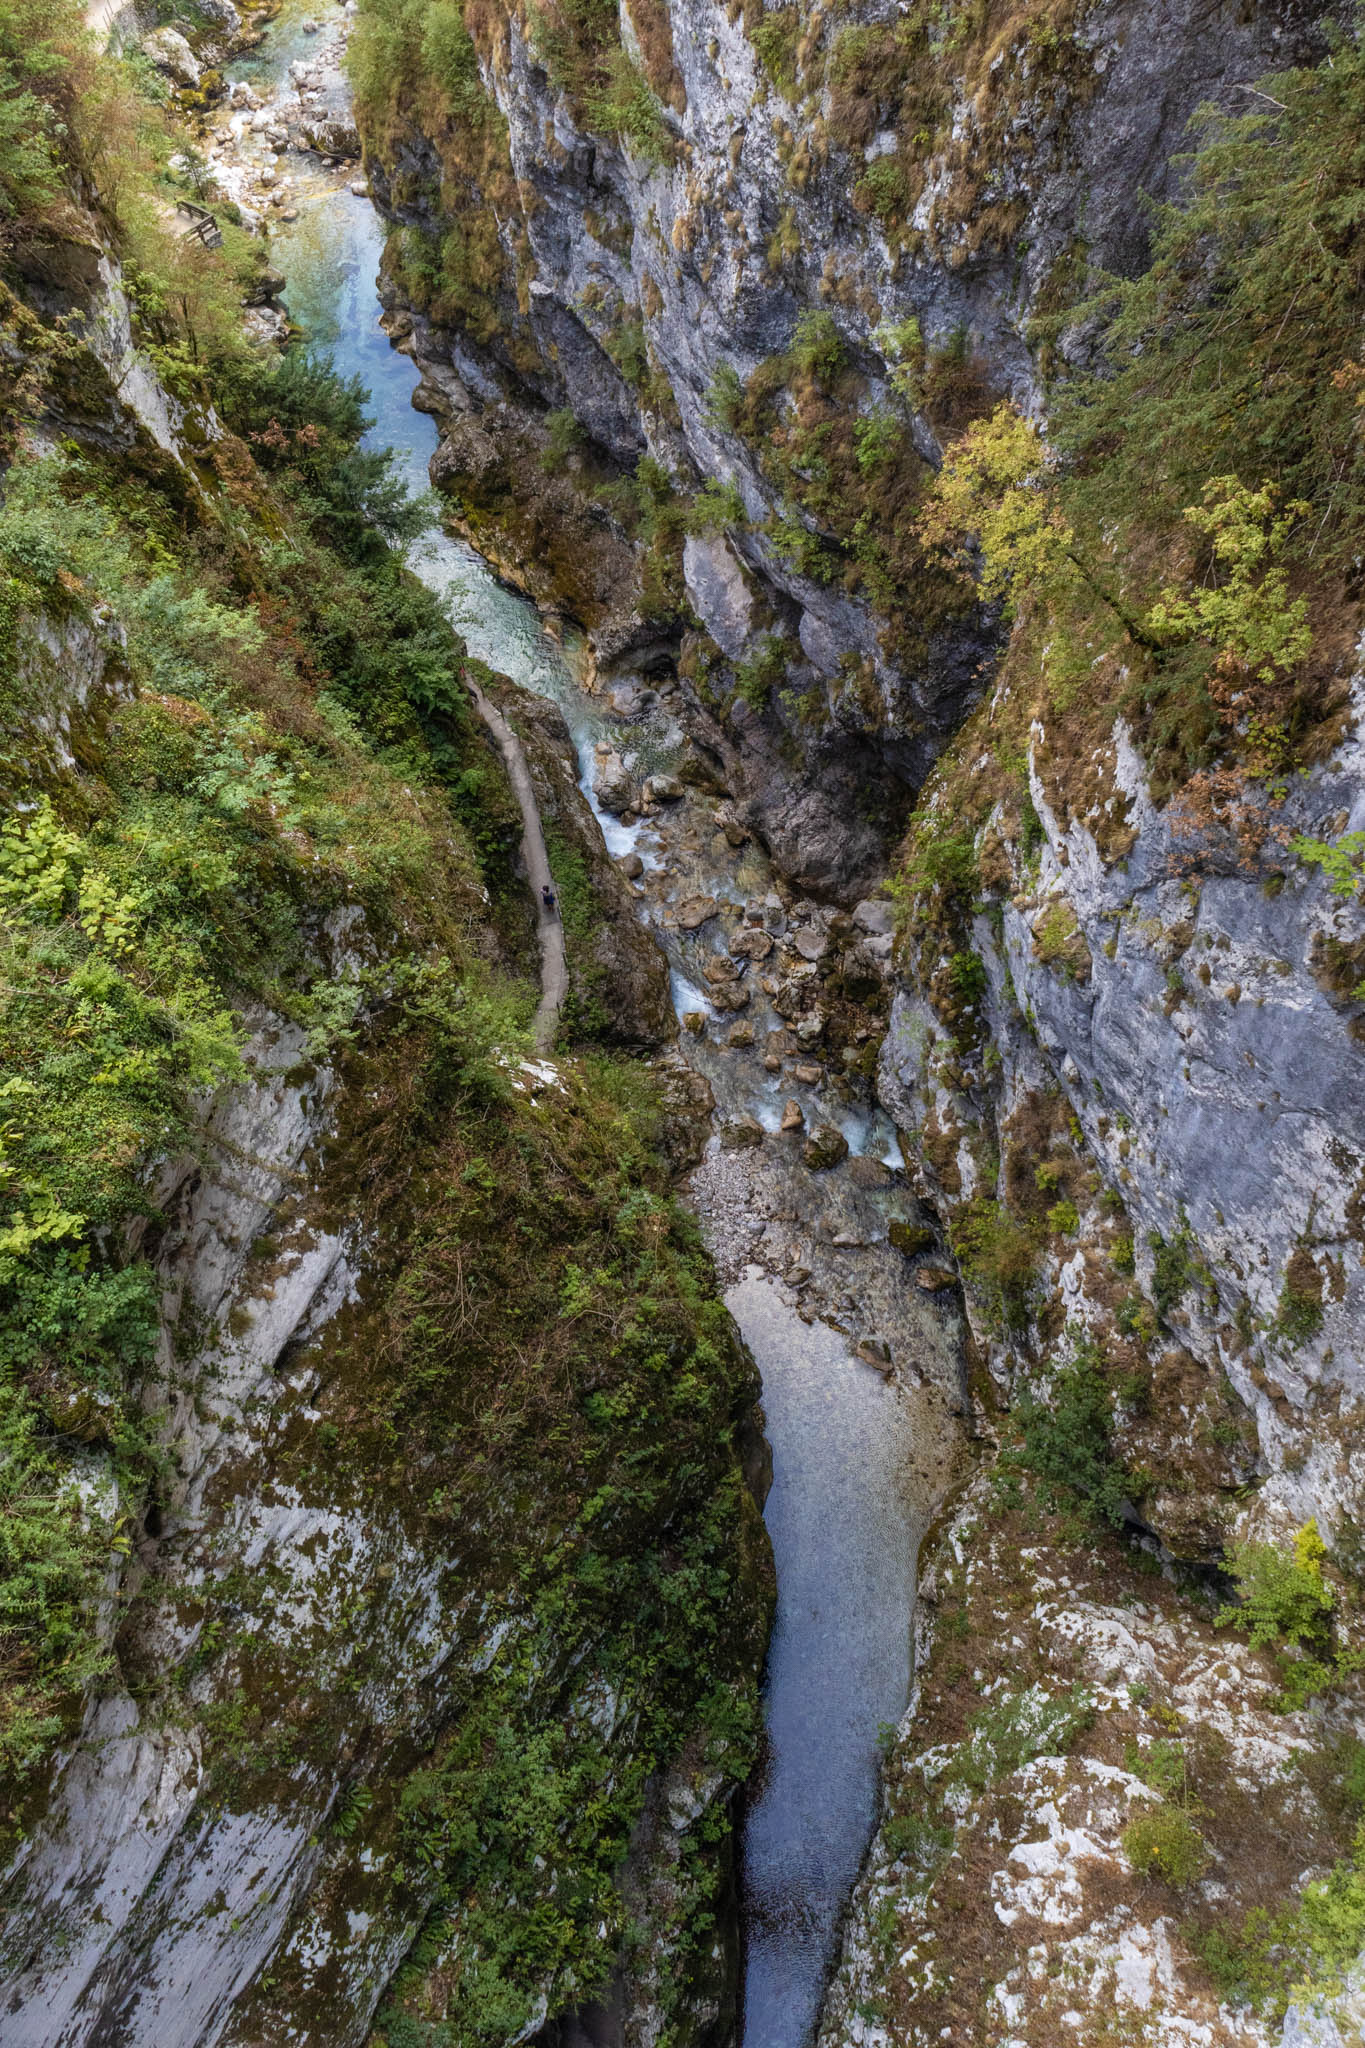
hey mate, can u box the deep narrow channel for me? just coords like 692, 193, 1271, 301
210, 15, 936, 2036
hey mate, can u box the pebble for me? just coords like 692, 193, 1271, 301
762, 1053, 782, 1073
727, 1021, 756, 1047
682, 1011, 706, 1035
619, 851, 644, 879
831, 1229, 865, 1248
784, 1265, 811, 1289
350, 179, 369, 196
793, 1062, 822, 1084
780, 1099, 804, 1133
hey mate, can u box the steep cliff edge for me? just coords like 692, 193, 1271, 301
0, 61, 772, 2037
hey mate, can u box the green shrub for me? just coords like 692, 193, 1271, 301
1124, 1735, 1187, 1800
418, 0, 487, 119
881, 1809, 953, 1868
951, 1197, 1035, 1334
705, 362, 744, 432
788, 308, 844, 383
539, 405, 586, 473
857, 154, 909, 224
1215, 1520, 1360, 1710
1011, 1333, 1135, 1528
1198, 1825, 1365, 2017
687, 478, 746, 534
1218, 1521, 1334, 1652
899, 817, 979, 912
584, 47, 670, 166
946, 949, 986, 1003
1122, 1805, 1209, 1887
1150, 1216, 1197, 1319
732, 633, 788, 710
946, 1682, 1093, 1793
852, 405, 903, 475
749, 5, 799, 98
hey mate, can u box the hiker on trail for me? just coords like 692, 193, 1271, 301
542, 885, 556, 912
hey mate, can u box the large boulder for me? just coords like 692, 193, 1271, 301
302, 115, 360, 158
592, 749, 635, 815
141, 28, 201, 85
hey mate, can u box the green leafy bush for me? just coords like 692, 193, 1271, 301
1122, 1805, 1210, 1887
749, 5, 799, 98
952, 1197, 1035, 1335
732, 632, 789, 710
788, 308, 845, 383
1217, 1521, 1335, 1652
539, 405, 585, 474
584, 47, 670, 166
1199, 1825, 1365, 2017
946, 1682, 1093, 1793
1011, 1333, 1136, 1527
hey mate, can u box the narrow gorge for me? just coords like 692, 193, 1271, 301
1, 0, 1365, 2045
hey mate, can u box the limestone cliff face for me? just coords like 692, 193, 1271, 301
358, 0, 1338, 893
880, 666, 1365, 1550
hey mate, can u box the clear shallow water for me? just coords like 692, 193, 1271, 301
232, 31, 922, 2040
729, 1275, 919, 2048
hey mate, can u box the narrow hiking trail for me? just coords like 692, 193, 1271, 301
465, 674, 569, 1052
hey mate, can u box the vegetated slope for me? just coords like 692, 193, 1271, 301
347, 0, 1365, 2035
0, 13, 771, 2043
